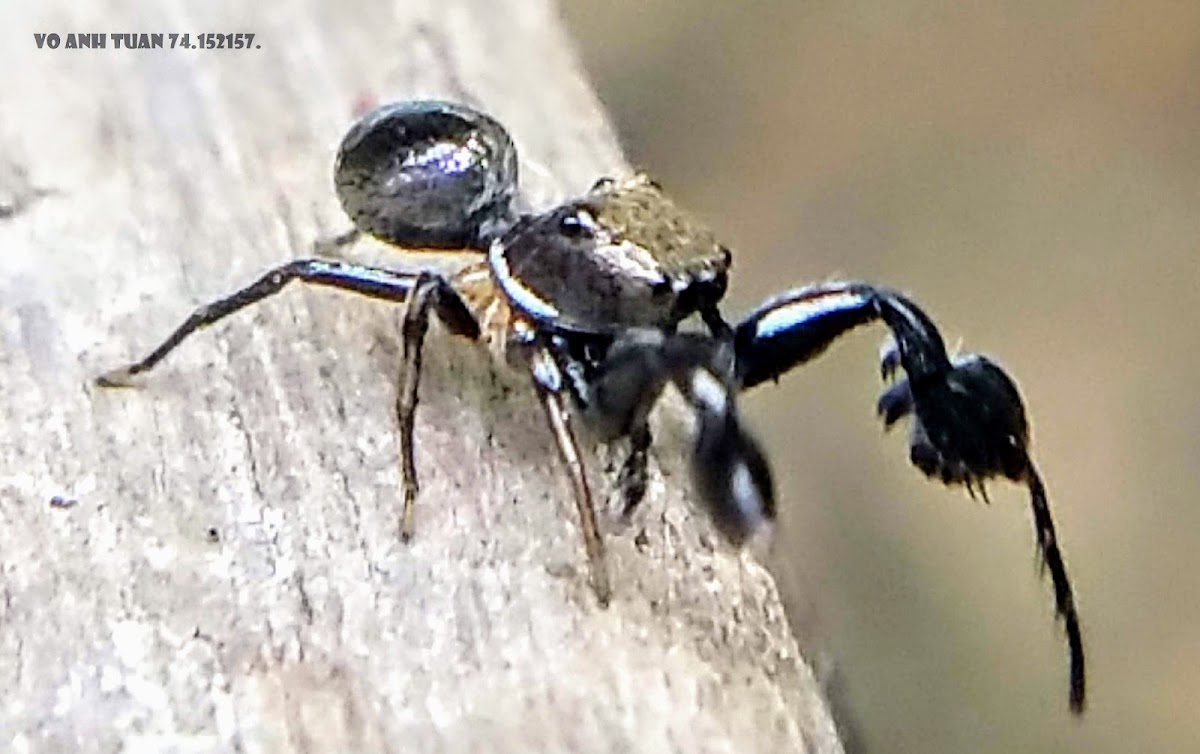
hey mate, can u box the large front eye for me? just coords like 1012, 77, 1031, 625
558, 206, 601, 240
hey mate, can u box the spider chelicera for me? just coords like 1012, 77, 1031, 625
97, 100, 1085, 712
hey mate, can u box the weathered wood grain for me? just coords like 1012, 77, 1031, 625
0, 1, 843, 751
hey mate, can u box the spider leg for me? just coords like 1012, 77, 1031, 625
530, 346, 611, 605
541, 332, 663, 519
733, 282, 888, 389
878, 345, 1087, 710
733, 281, 955, 390
96, 258, 477, 386
96, 258, 482, 544
676, 365, 775, 546
735, 282, 1086, 711
1027, 466, 1086, 713
879, 348, 1088, 711
583, 330, 775, 545
395, 271, 484, 540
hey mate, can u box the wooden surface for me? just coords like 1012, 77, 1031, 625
0, 2, 843, 751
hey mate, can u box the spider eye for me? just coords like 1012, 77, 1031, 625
558, 207, 600, 240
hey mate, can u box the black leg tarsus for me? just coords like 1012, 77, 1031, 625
396, 273, 436, 541
1026, 467, 1086, 713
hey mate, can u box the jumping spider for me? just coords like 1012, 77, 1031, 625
97, 100, 1085, 712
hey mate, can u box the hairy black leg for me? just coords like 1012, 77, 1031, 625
877, 342, 1087, 712
733, 281, 954, 391
96, 259, 470, 386
96, 257, 480, 543
617, 422, 652, 518
537, 335, 656, 520
736, 281, 1085, 711
530, 347, 611, 605
734, 282, 884, 389
395, 272, 482, 540
540, 333, 660, 521
1027, 467, 1086, 713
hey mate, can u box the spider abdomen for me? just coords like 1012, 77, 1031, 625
334, 100, 518, 250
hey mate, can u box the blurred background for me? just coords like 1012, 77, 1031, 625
561, 1, 1199, 752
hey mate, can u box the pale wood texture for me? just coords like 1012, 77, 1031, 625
0, 2, 843, 751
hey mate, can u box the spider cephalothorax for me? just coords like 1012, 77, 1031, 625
98, 99, 1085, 713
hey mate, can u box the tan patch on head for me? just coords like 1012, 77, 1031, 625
587, 174, 730, 278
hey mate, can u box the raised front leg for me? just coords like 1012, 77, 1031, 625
732, 282, 885, 389
877, 339, 1086, 713
732, 280, 1086, 713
